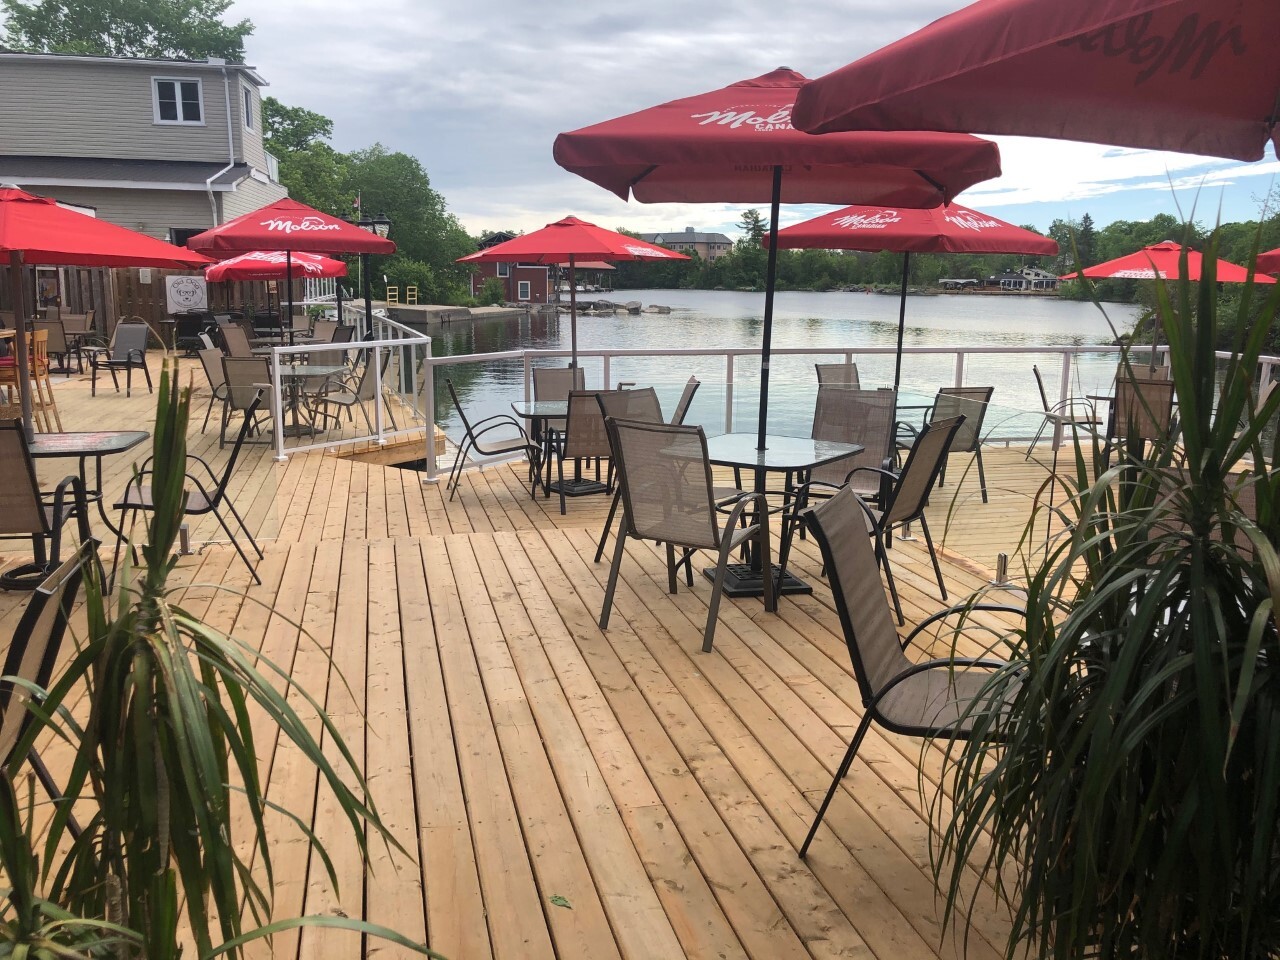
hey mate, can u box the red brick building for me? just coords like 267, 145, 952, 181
467, 231, 551, 303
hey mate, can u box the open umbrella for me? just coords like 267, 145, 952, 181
554, 67, 1002, 451
792, 0, 1280, 162
765, 202, 1058, 393
0, 186, 211, 435
1255, 247, 1280, 275
456, 216, 689, 366
187, 199, 394, 344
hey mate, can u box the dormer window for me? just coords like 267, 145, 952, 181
153, 78, 203, 124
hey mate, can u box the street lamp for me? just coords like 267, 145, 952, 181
343, 213, 392, 331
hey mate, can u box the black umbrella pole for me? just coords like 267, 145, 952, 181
8, 252, 33, 439
757, 165, 783, 453
286, 251, 295, 347
893, 252, 910, 393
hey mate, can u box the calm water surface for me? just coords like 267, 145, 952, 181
430, 289, 1143, 443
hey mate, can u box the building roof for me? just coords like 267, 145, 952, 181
639, 230, 731, 245
0, 50, 267, 85
0, 156, 252, 191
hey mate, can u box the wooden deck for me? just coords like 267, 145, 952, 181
0, 361, 1073, 960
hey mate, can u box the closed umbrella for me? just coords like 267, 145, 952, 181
456, 216, 689, 366
792, 0, 1280, 162
205, 250, 347, 282
187, 199, 394, 344
0, 186, 211, 435
554, 67, 1002, 451
765, 202, 1059, 393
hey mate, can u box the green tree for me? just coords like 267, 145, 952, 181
259, 97, 351, 216
1077, 212, 1098, 267
0, 0, 252, 60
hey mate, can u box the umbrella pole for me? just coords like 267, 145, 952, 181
569, 255, 578, 368
8, 252, 33, 439
286, 251, 295, 347
893, 252, 910, 393
757, 165, 783, 452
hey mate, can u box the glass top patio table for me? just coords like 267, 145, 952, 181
704, 433, 863, 472
28, 430, 150, 542
511, 400, 567, 420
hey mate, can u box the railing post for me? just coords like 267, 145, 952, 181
524, 352, 533, 402
422, 341, 439, 483
725, 353, 735, 433
271, 349, 286, 461
373, 343, 385, 445
602, 353, 611, 391
1055, 350, 1073, 449
954, 351, 965, 387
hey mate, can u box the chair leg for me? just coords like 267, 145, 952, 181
598, 526, 628, 630
29, 750, 83, 841
876, 530, 905, 626
975, 447, 988, 504
703, 538, 736, 653
221, 497, 264, 560
90, 363, 98, 397
557, 454, 567, 515
1026, 417, 1049, 460
595, 491, 621, 563
799, 712, 875, 858
919, 514, 948, 601
201, 394, 217, 434
211, 507, 261, 585
447, 438, 474, 501
140, 361, 153, 394
666, 543, 678, 594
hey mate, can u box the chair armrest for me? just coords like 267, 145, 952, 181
183, 453, 226, 486
901, 602, 1025, 652
718, 490, 770, 541
472, 420, 532, 446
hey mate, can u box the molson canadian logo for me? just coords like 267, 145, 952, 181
259, 215, 341, 234
1060, 12, 1246, 85
690, 104, 792, 131
832, 210, 901, 230
944, 211, 1001, 232
623, 244, 670, 257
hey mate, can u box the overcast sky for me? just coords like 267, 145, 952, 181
233, 0, 1278, 239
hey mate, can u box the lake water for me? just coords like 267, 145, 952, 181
429, 289, 1144, 443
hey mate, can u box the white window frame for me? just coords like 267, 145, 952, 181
496, 262, 511, 277
152, 77, 205, 125
517, 280, 531, 301
241, 84, 254, 131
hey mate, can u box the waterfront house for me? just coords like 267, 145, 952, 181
638, 227, 732, 261
467, 231, 552, 304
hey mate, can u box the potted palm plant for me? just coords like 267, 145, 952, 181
935, 230, 1280, 959
12, 365, 440, 958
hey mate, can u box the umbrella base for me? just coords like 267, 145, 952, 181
704, 562, 812, 597
548, 477, 608, 497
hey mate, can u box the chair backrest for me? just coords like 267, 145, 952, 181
210, 390, 265, 506
562, 390, 612, 460
0, 544, 91, 765
111, 322, 149, 361
330, 325, 356, 344
354, 350, 391, 402
810, 386, 897, 485
885, 415, 966, 526
671, 376, 701, 425
28, 328, 49, 372
597, 387, 663, 424
815, 362, 860, 388
533, 365, 585, 402
606, 417, 720, 551
198, 346, 227, 392
933, 387, 993, 454
175, 313, 208, 339
61, 313, 88, 336
221, 357, 272, 412
1111, 375, 1175, 443
445, 379, 480, 439
220, 324, 252, 358
42, 305, 60, 323
83, 308, 96, 332
1031, 365, 1053, 413
199, 332, 216, 350
0, 422, 49, 536
310, 319, 339, 343
804, 486, 912, 703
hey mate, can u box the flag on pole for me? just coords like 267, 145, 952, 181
353, 192, 361, 212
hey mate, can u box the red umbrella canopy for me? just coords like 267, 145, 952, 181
792, 0, 1280, 162
1063, 241, 1275, 282
457, 216, 690, 265
206, 249, 348, 282
0, 187, 211, 267
1257, 247, 1280, 275
553, 68, 1002, 206
186, 198, 397, 255
765, 202, 1058, 255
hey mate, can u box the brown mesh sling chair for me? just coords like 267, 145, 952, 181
932, 386, 994, 503
796, 485, 1021, 858
547, 390, 614, 515
445, 379, 542, 501
1026, 364, 1100, 460
197, 346, 229, 435
1102, 374, 1175, 469
599, 417, 775, 653
594, 388, 664, 562
89, 320, 152, 397
0, 422, 92, 591
670, 376, 701, 425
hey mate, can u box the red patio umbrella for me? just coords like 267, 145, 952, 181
205, 250, 347, 282
766, 202, 1059, 392
0, 186, 212, 434
187, 198, 394, 344
1062, 241, 1275, 283
457, 216, 689, 366
554, 67, 1003, 451
792, 0, 1280, 162
1256, 247, 1280, 275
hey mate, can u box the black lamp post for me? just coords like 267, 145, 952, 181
343, 212, 392, 333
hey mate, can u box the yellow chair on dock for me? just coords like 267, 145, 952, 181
385, 286, 400, 305
406, 286, 419, 305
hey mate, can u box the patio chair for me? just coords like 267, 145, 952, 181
1, 329, 62, 431
0, 541, 97, 836
1102, 374, 1175, 469
670, 375, 701, 425
547, 390, 613, 515
89, 321, 152, 397
594, 388, 665, 560
114, 390, 266, 584
848, 415, 967, 624
310, 350, 397, 434
0, 421, 91, 591
932, 386, 994, 503
175, 311, 212, 356
533, 364, 585, 430
35, 319, 76, 375
197, 346, 229, 434
310, 318, 339, 344
219, 357, 274, 448
444, 379, 542, 501
796, 484, 1021, 858
599, 417, 775, 653
219, 323, 253, 359
1026, 364, 1100, 459
815, 362, 860, 388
